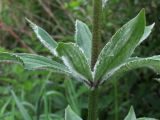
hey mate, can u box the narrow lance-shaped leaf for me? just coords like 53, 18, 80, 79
75, 20, 92, 64
124, 106, 157, 120
56, 42, 92, 83
0, 52, 22, 64
103, 55, 160, 82
137, 118, 157, 120
65, 106, 83, 120
26, 18, 58, 55
124, 106, 136, 120
11, 90, 32, 120
138, 23, 155, 45
101, 23, 155, 82
0, 52, 69, 74
94, 9, 146, 81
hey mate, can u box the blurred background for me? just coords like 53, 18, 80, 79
0, 0, 160, 120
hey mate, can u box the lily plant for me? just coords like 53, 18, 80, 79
0, 0, 159, 120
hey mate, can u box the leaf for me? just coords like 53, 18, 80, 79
11, 90, 32, 120
124, 106, 136, 120
139, 23, 155, 45
65, 106, 82, 120
102, 0, 109, 8
0, 52, 69, 74
26, 18, 58, 55
56, 42, 92, 82
75, 20, 92, 64
124, 106, 157, 120
94, 9, 146, 81
137, 118, 158, 120
0, 52, 22, 64
103, 55, 160, 82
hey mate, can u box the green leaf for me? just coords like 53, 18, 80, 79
26, 18, 58, 55
102, 0, 109, 8
139, 23, 155, 45
137, 118, 157, 120
75, 20, 92, 64
0, 52, 69, 74
11, 90, 32, 120
104, 55, 160, 82
94, 9, 146, 81
124, 106, 136, 120
65, 106, 82, 120
0, 52, 22, 64
56, 42, 92, 83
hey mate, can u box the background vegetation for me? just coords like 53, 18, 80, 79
0, 0, 160, 119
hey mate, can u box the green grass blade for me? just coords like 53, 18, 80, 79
11, 90, 32, 120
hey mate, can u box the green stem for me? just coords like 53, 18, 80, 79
88, 88, 99, 120
91, 0, 102, 67
88, 0, 102, 119
113, 80, 119, 120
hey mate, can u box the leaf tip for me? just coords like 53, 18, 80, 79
25, 18, 37, 30
151, 22, 155, 29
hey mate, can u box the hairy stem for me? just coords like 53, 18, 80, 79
88, 0, 102, 120
91, 0, 102, 67
88, 88, 99, 120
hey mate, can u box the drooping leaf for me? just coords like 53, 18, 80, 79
65, 106, 82, 120
0, 52, 69, 74
75, 20, 92, 64
0, 52, 22, 64
94, 9, 146, 81
124, 106, 136, 120
103, 55, 160, 82
11, 90, 32, 120
26, 18, 58, 55
56, 42, 92, 82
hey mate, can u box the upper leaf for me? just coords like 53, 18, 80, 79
56, 42, 92, 82
0, 52, 69, 74
26, 18, 58, 55
137, 118, 157, 120
103, 55, 160, 82
138, 23, 155, 45
124, 106, 136, 120
65, 106, 82, 120
94, 9, 146, 81
75, 20, 92, 64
